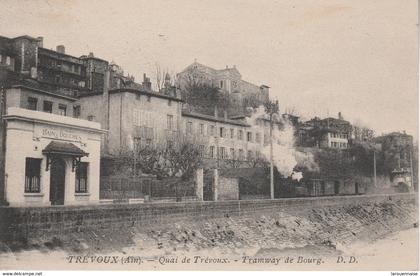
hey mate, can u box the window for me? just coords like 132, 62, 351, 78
238, 149, 244, 160
25, 158, 41, 193
210, 146, 215, 158
199, 145, 205, 157
147, 96, 151, 102
219, 147, 226, 159
6, 56, 11, 66
186, 121, 193, 134
256, 133, 261, 143
247, 132, 253, 142
238, 130, 243, 140
134, 137, 142, 150
208, 125, 215, 136
167, 115, 174, 130
230, 128, 234, 139
41, 101, 52, 113
75, 162, 88, 193
247, 150, 253, 160
136, 94, 141, 101
264, 134, 269, 145
73, 105, 81, 118
199, 124, 204, 135
220, 80, 224, 88
145, 138, 152, 147
27, 97, 38, 111
220, 127, 225, 138
168, 100, 172, 106
230, 148, 235, 159
58, 104, 67, 116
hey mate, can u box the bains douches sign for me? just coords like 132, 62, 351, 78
34, 125, 87, 145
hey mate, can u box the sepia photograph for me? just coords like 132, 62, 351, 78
0, 0, 418, 273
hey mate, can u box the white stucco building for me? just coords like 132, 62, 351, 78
2, 107, 105, 206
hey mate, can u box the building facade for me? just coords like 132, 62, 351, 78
176, 61, 270, 110
374, 132, 415, 191
297, 113, 352, 149
0, 34, 294, 206
78, 87, 183, 155
0, 35, 109, 206
2, 108, 103, 206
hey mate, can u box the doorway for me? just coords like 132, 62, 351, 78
334, 181, 340, 195
50, 158, 66, 205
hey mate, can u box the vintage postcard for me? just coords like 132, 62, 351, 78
0, 0, 418, 273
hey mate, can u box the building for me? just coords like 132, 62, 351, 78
78, 84, 183, 155
0, 35, 108, 206
374, 131, 415, 191
1, 108, 104, 206
176, 61, 270, 113
297, 113, 352, 149
181, 110, 268, 167
0, 34, 279, 205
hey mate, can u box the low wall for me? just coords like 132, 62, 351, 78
0, 193, 417, 247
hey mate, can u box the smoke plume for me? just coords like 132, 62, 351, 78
247, 107, 319, 180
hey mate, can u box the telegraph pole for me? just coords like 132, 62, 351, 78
270, 114, 274, 199
410, 150, 414, 191
373, 150, 377, 187
264, 100, 279, 200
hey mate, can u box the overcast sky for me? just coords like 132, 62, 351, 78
0, 0, 418, 137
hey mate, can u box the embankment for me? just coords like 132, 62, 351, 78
0, 193, 417, 255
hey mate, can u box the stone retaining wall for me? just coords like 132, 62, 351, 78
0, 193, 417, 247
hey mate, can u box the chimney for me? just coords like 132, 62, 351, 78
88, 52, 94, 58
338, 112, 343, 120
56, 45, 65, 54
36, 37, 43, 48
142, 73, 152, 90
226, 65, 228, 69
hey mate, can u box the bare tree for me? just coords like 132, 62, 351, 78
154, 63, 177, 92
247, 155, 270, 168
284, 106, 299, 116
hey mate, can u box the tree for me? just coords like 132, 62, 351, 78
224, 154, 268, 169
247, 155, 270, 168
352, 124, 375, 142
113, 136, 204, 201
154, 63, 177, 92
181, 73, 229, 115
242, 94, 261, 109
